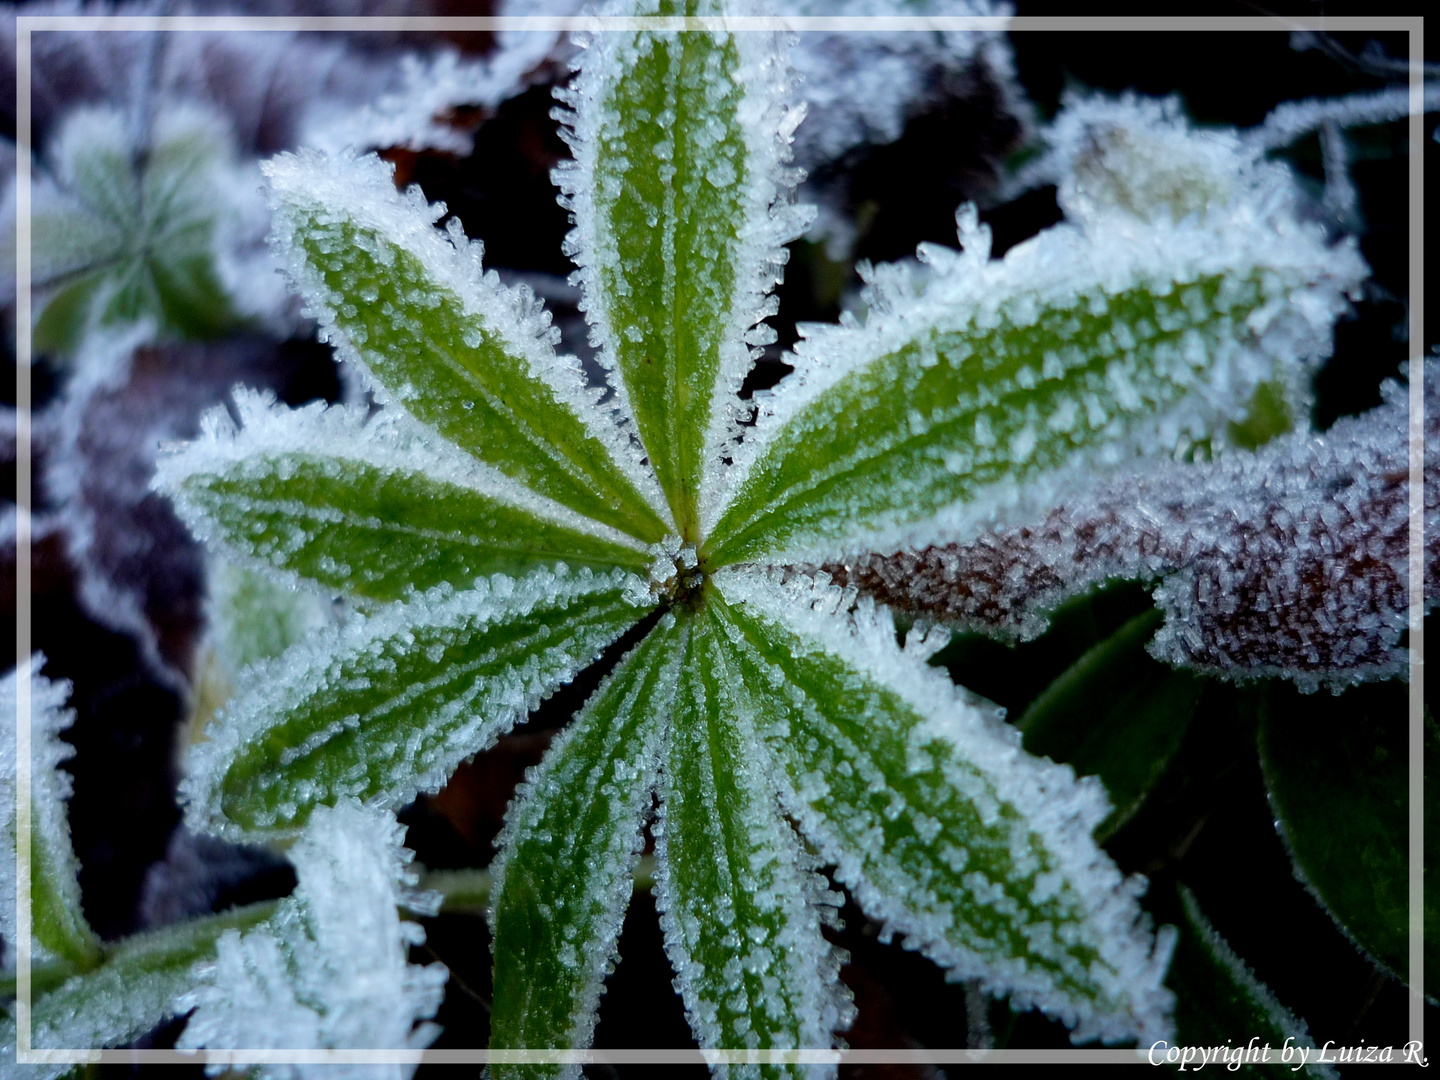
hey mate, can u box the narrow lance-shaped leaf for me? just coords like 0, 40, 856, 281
1257, 680, 1410, 981
1, 658, 101, 973
655, 602, 852, 1078
1167, 885, 1336, 1079
705, 203, 1366, 566
181, 567, 654, 840
556, 5, 809, 540
710, 569, 1175, 1045
264, 149, 671, 544
489, 614, 684, 1078
157, 389, 656, 604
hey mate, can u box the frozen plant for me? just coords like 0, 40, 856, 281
176, 800, 448, 1079
150, 2, 1372, 1073
22, 103, 268, 358
1, 662, 440, 1076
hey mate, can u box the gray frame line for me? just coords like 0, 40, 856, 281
11, 11, 1427, 1068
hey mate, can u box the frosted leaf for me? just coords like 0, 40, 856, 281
489, 615, 684, 1078
178, 801, 447, 1079
181, 565, 653, 840
706, 184, 1366, 565
554, 1, 812, 538
655, 603, 853, 1078
39, 333, 315, 686
187, 557, 338, 761
1, 7, 401, 156
1016, 92, 1297, 228
205, 557, 335, 679
1, 901, 273, 1066
1169, 886, 1336, 1080
0, 655, 99, 973
304, 34, 560, 156
710, 568, 1176, 1046
824, 367, 1434, 692
156, 387, 656, 603
264, 148, 671, 543
29, 101, 268, 355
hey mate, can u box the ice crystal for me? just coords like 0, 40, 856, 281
823, 367, 1434, 693
155, 3, 1377, 1072
304, 34, 559, 156
177, 800, 448, 1079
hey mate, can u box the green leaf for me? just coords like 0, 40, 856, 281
489, 615, 682, 1077
705, 210, 1363, 566
31, 105, 240, 353
264, 151, 671, 545
709, 570, 1174, 1045
560, 12, 803, 540
2, 901, 274, 1072
160, 393, 655, 604
1167, 885, 1335, 1079
1017, 609, 1202, 841
653, 603, 850, 1076
28, 808, 101, 972
181, 567, 653, 840
1257, 679, 1410, 981
1, 661, 101, 972
31, 269, 108, 356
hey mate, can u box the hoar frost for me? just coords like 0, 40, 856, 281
177, 800, 447, 1078
151, 4, 1386, 1074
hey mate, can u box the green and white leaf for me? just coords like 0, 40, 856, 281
1168, 885, 1336, 1079
177, 801, 447, 1075
158, 388, 655, 604
710, 569, 1175, 1045
1, 657, 100, 973
489, 615, 683, 1078
655, 603, 852, 1078
704, 204, 1367, 566
1, 901, 273, 1074
555, 2, 810, 539
181, 567, 653, 840
263, 149, 671, 544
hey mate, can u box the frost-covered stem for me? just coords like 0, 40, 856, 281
0, 960, 82, 999
818, 377, 1437, 691
1249, 83, 1440, 151
421, 856, 657, 914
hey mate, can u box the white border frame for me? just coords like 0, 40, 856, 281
10, 11, 1427, 1069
